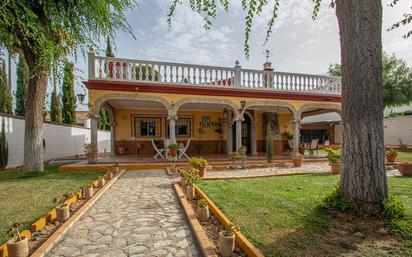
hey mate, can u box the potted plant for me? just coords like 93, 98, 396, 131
168, 143, 179, 157
98, 176, 106, 188
118, 140, 126, 155
292, 153, 303, 167
53, 192, 73, 223
298, 143, 305, 155
83, 185, 94, 200
113, 163, 120, 173
7, 223, 28, 257
386, 148, 398, 163
186, 169, 200, 201
397, 161, 412, 176
105, 170, 113, 180
178, 168, 188, 188
198, 199, 210, 222
84, 143, 98, 164
219, 223, 238, 257
189, 157, 209, 177
326, 148, 341, 174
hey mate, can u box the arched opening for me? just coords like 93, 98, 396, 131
173, 100, 238, 156
241, 102, 298, 156
91, 94, 171, 157
299, 104, 342, 149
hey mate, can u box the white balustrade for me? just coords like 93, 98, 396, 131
88, 53, 341, 95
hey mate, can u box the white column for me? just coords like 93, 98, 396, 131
292, 119, 300, 154
226, 112, 233, 154
90, 114, 98, 153
235, 119, 242, 151
251, 123, 257, 155
168, 115, 177, 144
109, 122, 116, 156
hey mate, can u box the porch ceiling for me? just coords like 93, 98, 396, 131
247, 106, 291, 114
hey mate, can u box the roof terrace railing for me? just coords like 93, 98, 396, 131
88, 53, 341, 95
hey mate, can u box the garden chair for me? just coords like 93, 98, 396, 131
178, 138, 191, 159
307, 139, 319, 156
151, 139, 165, 159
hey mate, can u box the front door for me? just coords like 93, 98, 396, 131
232, 114, 251, 153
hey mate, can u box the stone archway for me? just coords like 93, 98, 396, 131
170, 97, 240, 118
240, 101, 298, 120
297, 103, 342, 119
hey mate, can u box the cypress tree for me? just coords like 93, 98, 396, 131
50, 85, 62, 123
61, 61, 76, 124
106, 36, 114, 57
15, 54, 29, 116
266, 123, 273, 163
0, 119, 8, 169
98, 107, 110, 130
0, 61, 12, 114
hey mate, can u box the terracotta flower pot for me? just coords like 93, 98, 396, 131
114, 166, 120, 173
170, 148, 177, 157
219, 231, 235, 257
105, 172, 113, 180
292, 158, 303, 167
98, 178, 106, 188
186, 185, 195, 201
199, 206, 210, 222
198, 166, 207, 178
7, 237, 28, 257
56, 204, 70, 222
118, 147, 125, 155
84, 187, 94, 200
180, 177, 187, 188
397, 163, 412, 176
386, 155, 397, 163
331, 162, 341, 174
87, 153, 98, 164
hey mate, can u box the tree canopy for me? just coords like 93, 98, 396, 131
62, 61, 76, 125
327, 53, 412, 108
0, 61, 12, 114
0, 1, 135, 73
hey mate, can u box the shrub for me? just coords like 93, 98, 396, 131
318, 187, 356, 214
83, 143, 97, 155
198, 199, 208, 208
292, 153, 303, 159
386, 148, 398, 157
189, 157, 208, 168
381, 195, 405, 220
325, 148, 340, 163
168, 143, 179, 150
266, 123, 273, 163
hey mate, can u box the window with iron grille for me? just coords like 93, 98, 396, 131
166, 116, 193, 137
132, 115, 164, 138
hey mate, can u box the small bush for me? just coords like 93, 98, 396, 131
381, 195, 405, 220
318, 187, 357, 214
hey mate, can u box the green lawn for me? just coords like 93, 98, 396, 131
200, 174, 412, 256
0, 166, 104, 244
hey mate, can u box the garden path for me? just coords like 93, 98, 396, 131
47, 170, 199, 257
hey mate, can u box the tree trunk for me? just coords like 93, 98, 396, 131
23, 67, 48, 172
336, 0, 387, 215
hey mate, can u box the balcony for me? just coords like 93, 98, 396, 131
88, 53, 341, 95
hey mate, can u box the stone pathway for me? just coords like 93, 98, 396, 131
206, 162, 332, 179
48, 170, 199, 257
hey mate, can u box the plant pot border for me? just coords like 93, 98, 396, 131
193, 184, 265, 257
28, 169, 126, 257
173, 183, 218, 257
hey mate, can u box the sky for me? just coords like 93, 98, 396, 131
3, 0, 412, 111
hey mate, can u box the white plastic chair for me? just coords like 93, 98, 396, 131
178, 138, 191, 159
151, 139, 165, 159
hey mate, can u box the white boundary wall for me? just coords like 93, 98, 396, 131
384, 116, 412, 147
0, 114, 111, 169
